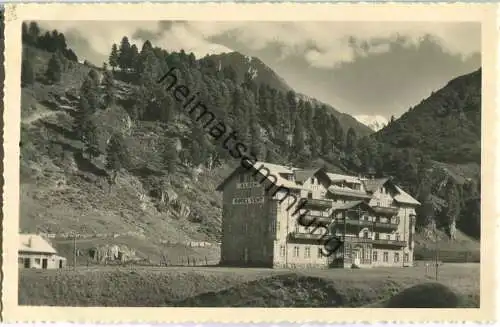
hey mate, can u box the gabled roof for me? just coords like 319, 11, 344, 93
216, 162, 420, 207
215, 161, 303, 192
294, 168, 322, 184
394, 186, 421, 206
327, 186, 372, 199
19, 234, 57, 254
362, 177, 390, 193
326, 173, 361, 184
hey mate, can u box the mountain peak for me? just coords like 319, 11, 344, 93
354, 115, 388, 132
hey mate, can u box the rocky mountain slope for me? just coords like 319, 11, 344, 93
19, 25, 375, 263
19, 23, 480, 264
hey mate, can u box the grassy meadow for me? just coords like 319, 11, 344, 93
19, 263, 479, 308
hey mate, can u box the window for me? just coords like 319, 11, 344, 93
35, 258, 41, 264
396, 233, 400, 241
277, 221, 280, 232
363, 231, 369, 239
294, 246, 299, 257
394, 253, 400, 263
404, 253, 409, 263
280, 246, 286, 257
295, 224, 300, 233
318, 247, 323, 258
373, 251, 378, 262
305, 247, 311, 258
239, 174, 245, 183
383, 252, 389, 262
386, 234, 391, 240
269, 221, 274, 233
18, 257, 23, 264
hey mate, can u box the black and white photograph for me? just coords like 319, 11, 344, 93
2, 2, 496, 323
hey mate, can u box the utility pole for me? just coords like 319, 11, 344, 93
434, 222, 439, 280
73, 232, 77, 270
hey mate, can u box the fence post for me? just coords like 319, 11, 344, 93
205, 256, 208, 265
187, 257, 190, 266
193, 258, 196, 266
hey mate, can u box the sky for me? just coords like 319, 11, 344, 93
38, 21, 481, 120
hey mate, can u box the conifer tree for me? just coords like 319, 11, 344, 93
82, 120, 101, 160
102, 70, 114, 107
345, 127, 357, 155
130, 44, 139, 72
21, 59, 35, 86
292, 116, 305, 155
74, 96, 92, 141
118, 36, 131, 71
45, 53, 62, 83
106, 133, 130, 188
80, 75, 99, 111
22, 22, 29, 44
109, 43, 119, 71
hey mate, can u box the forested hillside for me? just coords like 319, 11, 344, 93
20, 23, 376, 260
19, 22, 480, 262
357, 69, 482, 241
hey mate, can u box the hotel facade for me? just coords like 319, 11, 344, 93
216, 161, 420, 269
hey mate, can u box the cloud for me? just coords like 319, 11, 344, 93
37, 21, 480, 69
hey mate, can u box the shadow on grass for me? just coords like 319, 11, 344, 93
172, 274, 344, 307
386, 283, 460, 308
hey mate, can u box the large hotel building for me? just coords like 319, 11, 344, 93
216, 161, 420, 268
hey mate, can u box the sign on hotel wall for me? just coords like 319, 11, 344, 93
232, 197, 265, 205
236, 182, 261, 189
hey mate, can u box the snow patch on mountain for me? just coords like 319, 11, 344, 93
354, 115, 389, 132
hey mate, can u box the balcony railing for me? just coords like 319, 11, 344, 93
342, 235, 373, 244
301, 198, 332, 209
372, 239, 406, 247
288, 232, 326, 242
335, 218, 373, 228
371, 205, 399, 216
299, 214, 332, 226
374, 220, 399, 230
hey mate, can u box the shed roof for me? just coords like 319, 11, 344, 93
19, 234, 57, 254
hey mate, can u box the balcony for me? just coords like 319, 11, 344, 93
343, 235, 373, 244
372, 238, 406, 247
299, 214, 332, 226
301, 198, 332, 210
335, 218, 373, 228
288, 232, 326, 242
374, 219, 399, 230
371, 205, 399, 216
